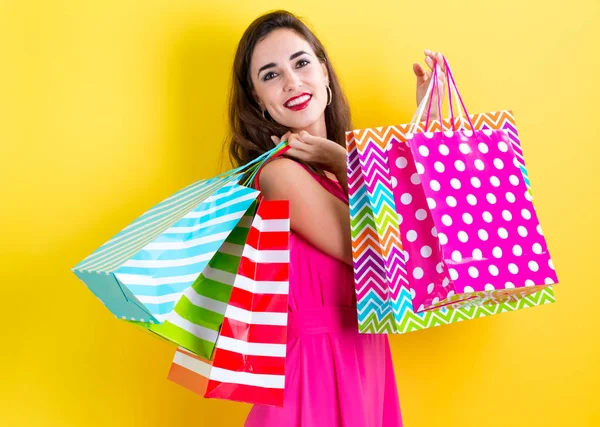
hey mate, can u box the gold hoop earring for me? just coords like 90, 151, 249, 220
326, 84, 332, 106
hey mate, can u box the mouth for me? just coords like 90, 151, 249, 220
284, 93, 312, 111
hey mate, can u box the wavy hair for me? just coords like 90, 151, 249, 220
225, 10, 353, 172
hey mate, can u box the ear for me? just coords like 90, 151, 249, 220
321, 62, 329, 85
251, 89, 263, 108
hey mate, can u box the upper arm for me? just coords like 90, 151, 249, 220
258, 158, 353, 267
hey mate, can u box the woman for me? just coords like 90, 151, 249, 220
226, 10, 446, 427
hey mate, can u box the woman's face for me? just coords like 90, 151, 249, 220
249, 28, 329, 131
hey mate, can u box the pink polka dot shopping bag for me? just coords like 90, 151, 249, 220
346, 57, 558, 333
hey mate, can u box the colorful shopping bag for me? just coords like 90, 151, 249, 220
139, 202, 256, 359
72, 177, 258, 324
72, 143, 287, 330
168, 199, 290, 406
346, 58, 557, 333
387, 61, 558, 312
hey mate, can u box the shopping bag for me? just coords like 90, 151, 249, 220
72, 143, 287, 327
142, 202, 256, 359
168, 199, 290, 406
388, 59, 557, 312
346, 57, 557, 333
72, 177, 258, 324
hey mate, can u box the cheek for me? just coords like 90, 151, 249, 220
307, 68, 326, 84
313, 80, 328, 104
257, 86, 280, 108
309, 73, 327, 95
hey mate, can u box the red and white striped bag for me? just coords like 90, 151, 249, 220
167, 199, 290, 406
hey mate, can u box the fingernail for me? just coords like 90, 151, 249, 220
424, 49, 432, 54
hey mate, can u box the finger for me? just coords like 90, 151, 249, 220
271, 135, 280, 144
435, 52, 446, 72
413, 63, 427, 78
425, 55, 435, 70
425, 51, 446, 73
297, 130, 311, 142
287, 134, 309, 150
413, 64, 431, 86
297, 130, 323, 145
280, 131, 292, 143
285, 147, 309, 161
424, 49, 437, 60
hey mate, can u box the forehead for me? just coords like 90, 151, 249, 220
250, 29, 314, 71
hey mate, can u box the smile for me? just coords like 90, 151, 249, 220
284, 93, 312, 111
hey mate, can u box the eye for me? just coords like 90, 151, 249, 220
296, 59, 310, 68
263, 72, 277, 81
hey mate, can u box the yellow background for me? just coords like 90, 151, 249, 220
2, 1, 598, 426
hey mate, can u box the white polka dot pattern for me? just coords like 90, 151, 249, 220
388, 140, 452, 311
388, 129, 557, 304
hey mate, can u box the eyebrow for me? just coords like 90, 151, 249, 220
257, 51, 310, 78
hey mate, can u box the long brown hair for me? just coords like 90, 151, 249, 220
225, 10, 353, 171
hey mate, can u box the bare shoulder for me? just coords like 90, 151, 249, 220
258, 158, 314, 199
257, 156, 352, 265
259, 157, 307, 181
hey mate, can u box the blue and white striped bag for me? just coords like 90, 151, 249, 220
73, 176, 258, 323
72, 143, 287, 325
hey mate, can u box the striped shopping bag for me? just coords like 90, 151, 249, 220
168, 199, 290, 406
73, 177, 259, 324
141, 202, 256, 359
72, 141, 289, 329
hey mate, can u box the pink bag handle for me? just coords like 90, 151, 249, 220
424, 64, 444, 131
443, 56, 474, 131
422, 56, 475, 132
408, 60, 459, 134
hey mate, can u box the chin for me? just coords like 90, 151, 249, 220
279, 105, 325, 130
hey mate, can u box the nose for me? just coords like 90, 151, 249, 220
283, 71, 302, 92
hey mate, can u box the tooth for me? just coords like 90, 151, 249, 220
288, 96, 307, 106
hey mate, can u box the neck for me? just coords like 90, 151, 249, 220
292, 113, 327, 138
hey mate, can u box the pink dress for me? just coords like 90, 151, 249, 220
245, 166, 403, 427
